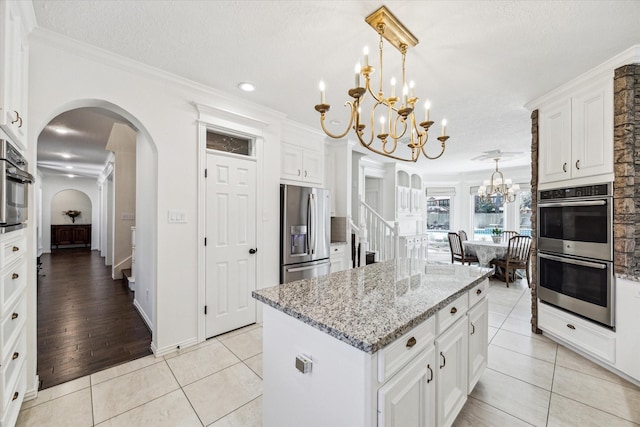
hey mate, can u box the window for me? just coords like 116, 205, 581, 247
471, 190, 506, 241
425, 187, 455, 261
518, 190, 532, 236
206, 130, 253, 156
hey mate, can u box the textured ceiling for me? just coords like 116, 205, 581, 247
32, 0, 640, 176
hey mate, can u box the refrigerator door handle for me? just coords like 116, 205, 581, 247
310, 193, 317, 255
307, 193, 316, 255
287, 264, 325, 273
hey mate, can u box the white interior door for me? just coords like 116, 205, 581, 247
206, 153, 257, 338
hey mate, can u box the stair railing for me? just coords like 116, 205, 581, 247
360, 200, 399, 262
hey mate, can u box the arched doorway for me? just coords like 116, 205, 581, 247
34, 101, 158, 389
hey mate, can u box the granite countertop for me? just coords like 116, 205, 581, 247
252, 260, 493, 354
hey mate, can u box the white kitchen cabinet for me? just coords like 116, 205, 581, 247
280, 142, 322, 184
467, 298, 488, 393
0, 229, 27, 427
330, 244, 349, 273
435, 317, 468, 427
0, 0, 28, 150
378, 346, 436, 427
538, 76, 613, 185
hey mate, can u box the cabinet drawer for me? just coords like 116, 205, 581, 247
437, 293, 469, 334
468, 279, 488, 308
0, 363, 25, 427
330, 245, 346, 256
0, 231, 25, 268
538, 302, 615, 363
0, 296, 25, 362
0, 259, 26, 312
0, 330, 25, 413
378, 316, 435, 383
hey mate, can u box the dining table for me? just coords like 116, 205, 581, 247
462, 240, 509, 267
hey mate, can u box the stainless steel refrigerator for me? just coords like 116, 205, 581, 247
280, 184, 331, 284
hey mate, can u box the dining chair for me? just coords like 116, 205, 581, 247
458, 230, 468, 241
491, 235, 531, 287
502, 230, 519, 243
447, 232, 479, 265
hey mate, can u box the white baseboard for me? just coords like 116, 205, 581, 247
132, 299, 153, 332
152, 337, 199, 358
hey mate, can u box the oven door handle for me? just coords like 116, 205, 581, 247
538, 200, 606, 208
6, 168, 34, 184
539, 252, 607, 269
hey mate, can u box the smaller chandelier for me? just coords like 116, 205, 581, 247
314, 6, 450, 163
478, 158, 520, 203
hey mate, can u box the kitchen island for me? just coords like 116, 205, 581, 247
253, 259, 493, 427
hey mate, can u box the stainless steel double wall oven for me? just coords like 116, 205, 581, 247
1, 139, 34, 233
537, 183, 614, 327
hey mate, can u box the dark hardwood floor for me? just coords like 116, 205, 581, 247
37, 248, 152, 390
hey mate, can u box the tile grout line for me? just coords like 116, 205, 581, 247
545, 340, 558, 426
466, 395, 537, 426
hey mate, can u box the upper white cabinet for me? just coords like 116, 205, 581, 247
280, 142, 323, 184
0, 0, 28, 149
539, 76, 613, 185
280, 122, 325, 186
384, 165, 423, 219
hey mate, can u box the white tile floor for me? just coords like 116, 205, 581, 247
17, 278, 640, 426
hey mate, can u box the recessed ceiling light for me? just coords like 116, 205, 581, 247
67, 174, 75, 178
54, 127, 70, 134
238, 82, 255, 92
60, 153, 71, 159
65, 165, 73, 169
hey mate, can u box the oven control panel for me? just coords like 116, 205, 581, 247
539, 183, 610, 200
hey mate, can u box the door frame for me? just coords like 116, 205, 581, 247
196, 104, 267, 342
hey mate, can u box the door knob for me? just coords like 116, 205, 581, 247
249, 248, 257, 254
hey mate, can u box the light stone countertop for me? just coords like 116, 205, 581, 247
253, 259, 493, 353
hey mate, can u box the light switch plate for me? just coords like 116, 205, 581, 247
168, 210, 187, 223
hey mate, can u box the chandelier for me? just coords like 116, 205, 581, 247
314, 6, 450, 163
478, 158, 520, 203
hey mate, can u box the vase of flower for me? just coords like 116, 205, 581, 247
491, 227, 503, 243
63, 210, 81, 223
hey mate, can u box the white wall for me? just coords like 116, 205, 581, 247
27, 28, 286, 397
39, 175, 100, 252
50, 189, 92, 225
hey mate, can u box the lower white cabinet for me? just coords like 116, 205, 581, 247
435, 317, 468, 427
261, 281, 489, 427
378, 346, 436, 427
330, 244, 349, 273
467, 298, 488, 393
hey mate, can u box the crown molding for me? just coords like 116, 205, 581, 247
29, 27, 288, 122
526, 44, 640, 109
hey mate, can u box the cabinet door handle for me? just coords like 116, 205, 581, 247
470, 322, 476, 335
304, 170, 308, 177
12, 246, 19, 252
12, 352, 19, 360
406, 337, 417, 348
12, 392, 18, 401
12, 273, 19, 280
439, 352, 446, 369
11, 313, 18, 320
566, 324, 576, 330
297, 169, 301, 176
575, 160, 581, 170
427, 364, 433, 383
476, 289, 482, 295
11, 111, 23, 128
450, 307, 457, 315
562, 162, 567, 173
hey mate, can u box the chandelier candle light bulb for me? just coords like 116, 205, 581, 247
319, 81, 326, 104
364, 46, 369, 67
390, 77, 396, 98
424, 100, 431, 121
441, 119, 447, 137
355, 63, 361, 87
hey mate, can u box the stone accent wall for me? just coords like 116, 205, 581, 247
530, 110, 541, 333
613, 64, 640, 278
